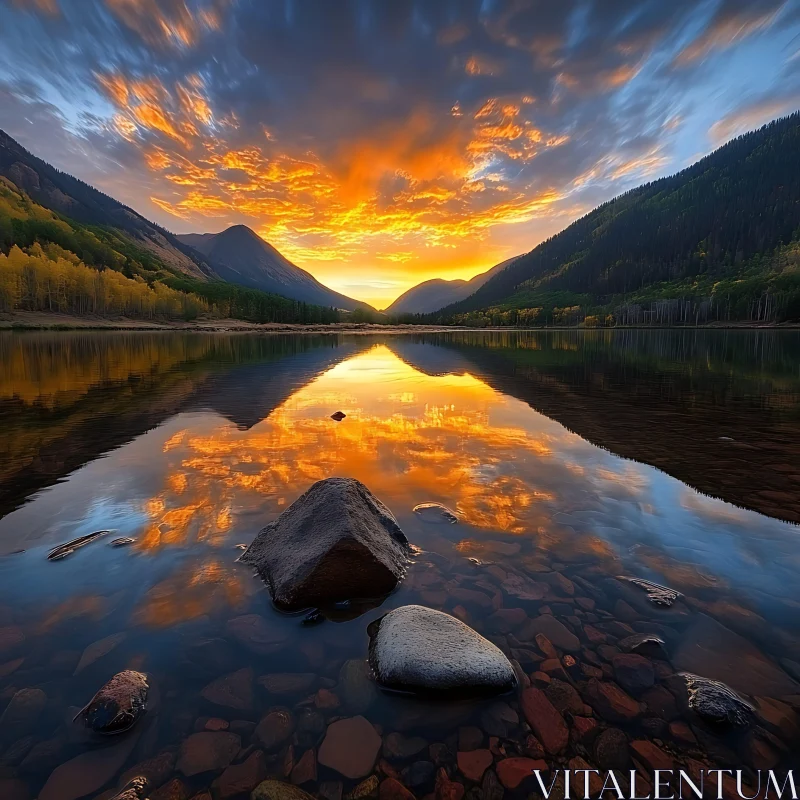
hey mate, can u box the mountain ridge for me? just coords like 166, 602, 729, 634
177, 225, 374, 312
0, 129, 214, 281
435, 112, 800, 325
384, 256, 520, 315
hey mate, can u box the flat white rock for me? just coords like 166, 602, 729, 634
368, 605, 515, 696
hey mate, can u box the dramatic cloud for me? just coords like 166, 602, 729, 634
0, 0, 797, 306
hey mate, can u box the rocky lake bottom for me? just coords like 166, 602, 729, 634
0, 329, 799, 799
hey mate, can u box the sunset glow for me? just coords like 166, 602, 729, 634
1, 1, 798, 306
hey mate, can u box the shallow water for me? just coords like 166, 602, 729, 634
0, 329, 799, 799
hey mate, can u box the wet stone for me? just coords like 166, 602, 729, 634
368, 606, 515, 696
402, 760, 436, 789
213, 750, 269, 799
680, 673, 754, 727
457, 749, 493, 783
346, 775, 379, 799
478, 701, 518, 737
150, 777, 189, 800
254, 709, 294, 750
252, 780, 317, 800
544, 678, 585, 715
200, 668, 254, 712
260, 673, 317, 694
226, 615, 287, 656
629, 740, 674, 771
583, 679, 642, 723
520, 615, 580, 653
618, 633, 669, 661
383, 733, 428, 761
318, 716, 381, 779
495, 757, 547, 790
379, 777, 415, 800
457, 727, 484, 752
488, 608, 526, 633
593, 728, 629, 770
0, 688, 46, 744
290, 749, 317, 785
435, 767, 465, 800
176, 731, 241, 776
612, 654, 655, 694
520, 687, 568, 754
338, 659, 377, 714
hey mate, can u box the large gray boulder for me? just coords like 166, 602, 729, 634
368, 605, 516, 697
241, 478, 410, 610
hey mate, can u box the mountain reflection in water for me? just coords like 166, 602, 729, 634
0, 329, 799, 796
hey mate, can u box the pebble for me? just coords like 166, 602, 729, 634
379, 777, 414, 800
201, 668, 254, 712
457, 749, 493, 782
520, 688, 568, 754
290, 749, 317, 785
495, 758, 547, 789
383, 733, 427, 761
413, 503, 459, 524
593, 728, 629, 769
176, 732, 241, 776
583, 679, 642, 722
254, 709, 294, 750
521, 615, 580, 653
318, 716, 381, 779
612, 654, 655, 694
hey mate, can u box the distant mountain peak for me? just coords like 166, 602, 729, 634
177, 226, 373, 312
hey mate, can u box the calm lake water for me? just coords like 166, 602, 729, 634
0, 329, 799, 799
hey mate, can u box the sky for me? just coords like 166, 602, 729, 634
0, 1, 799, 308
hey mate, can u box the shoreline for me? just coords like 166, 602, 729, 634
0, 311, 798, 332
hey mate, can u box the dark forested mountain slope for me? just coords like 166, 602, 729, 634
384, 256, 519, 315
178, 226, 373, 311
438, 112, 800, 324
0, 129, 213, 281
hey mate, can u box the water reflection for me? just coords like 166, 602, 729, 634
1, 330, 799, 795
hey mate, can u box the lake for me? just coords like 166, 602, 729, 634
0, 329, 799, 799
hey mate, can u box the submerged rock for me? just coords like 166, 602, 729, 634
110, 537, 136, 547
318, 716, 381, 779
47, 530, 111, 561
241, 478, 410, 610
252, 780, 316, 800
680, 673, 754, 727
75, 670, 149, 734
618, 576, 681, 607
368, 605, 516, 696
618, 633, 669, 661
412, 502, 459, 524
109, 777, 149, 800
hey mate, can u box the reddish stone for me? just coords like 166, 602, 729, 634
291, 749, 317, 785
457, 749, 493, 782
570, 716, 599, 744
204, 718, 229, 731
535, 634, 558, 660
523, 735, 545, 759
450, 588, 493, 609
489, 608, 527, 633
201, 668, 254, 712
520, 688, 568, 754
315, 688, 340, 710
530, 671, 551, 687
151, 778, 190, 800
583, 626, 607, 645
177, 732, 241, 777
379, 759, 400, 779
540, 658, 566, 677
568, 757, 604, 797
120, 750, 176, 789
668, 721, 696, 746
452, 605, 470, 622
212, 751, 267, 799
318, 716, 381, 779
380, 777, 415, 800
583, 679, 642, 723
630, 740, 674, 772
496, 757, 547, 789
254, 709, 294, 750
435, 768, 465, 800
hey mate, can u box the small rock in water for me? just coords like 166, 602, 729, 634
252, 780, 316, 800
681, 672, 754, 727
718, 436, 735, 442
110, 537, 136, 547
618, 633, 669, 661
368, 605, 516, 696
302, 610, 324, 626
331, 411, 347, 421
75, 670, 149, 734
618, 576, 681, 607
234, 543, 248, 550
48, 530, 112, 561
412, 502, 459, 524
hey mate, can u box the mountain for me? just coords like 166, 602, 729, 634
0, 129, 213, 281
384, 256, 520, 315
178, 226, 373, 311
437, 112, 800, 325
